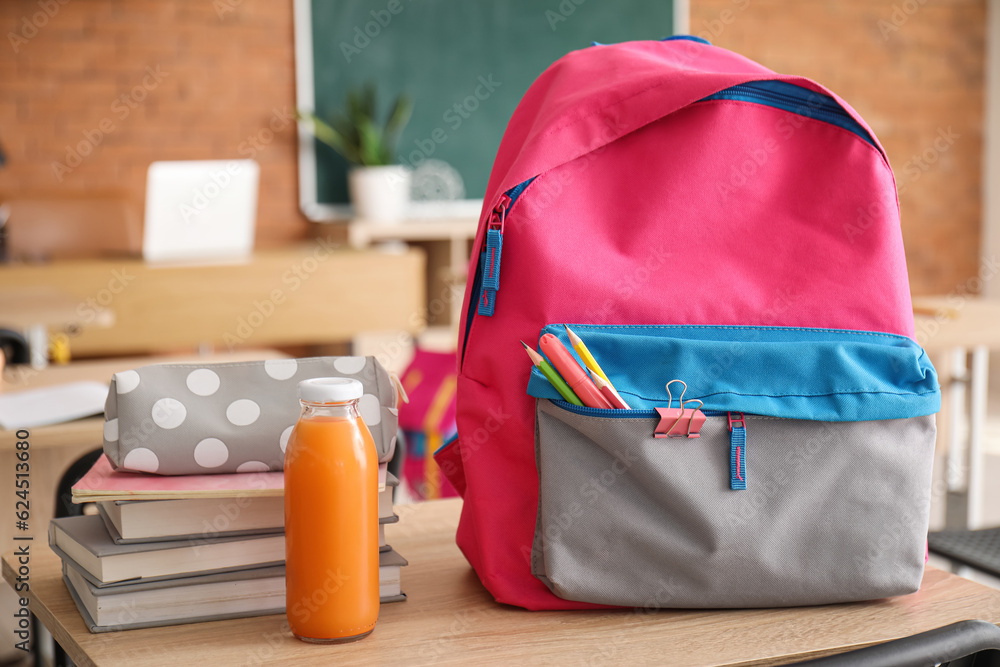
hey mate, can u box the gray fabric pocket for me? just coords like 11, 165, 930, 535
103, 356, 397, 475
531, 398, 935, 608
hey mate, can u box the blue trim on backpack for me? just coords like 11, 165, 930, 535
526, 324, 940, 422
434, 433, 458, 456
662, 35, 711, 45
700, 80, 876, 148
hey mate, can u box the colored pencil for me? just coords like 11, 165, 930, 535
539, 334, 613, 409
564, 325, 630, 409
592, 373, 631, 410
521, 341, 584, 406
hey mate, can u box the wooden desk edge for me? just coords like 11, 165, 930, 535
5, 499, 1000, 667
4, 551, 997, 667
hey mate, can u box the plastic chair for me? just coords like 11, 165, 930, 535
36, 448, 103, 667
929, 528, 1000, 580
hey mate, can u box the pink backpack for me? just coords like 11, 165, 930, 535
435, 38, 939, 610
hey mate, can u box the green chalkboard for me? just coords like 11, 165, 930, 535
301, 0, 677, 213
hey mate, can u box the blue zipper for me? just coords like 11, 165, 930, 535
549, 399, 731, 419
460, 177, 535, 366
699, 80, 877, 148
551, 399, 751, 491
461, 82, 874, 369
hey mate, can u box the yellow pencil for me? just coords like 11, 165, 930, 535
564, 325, 631, 409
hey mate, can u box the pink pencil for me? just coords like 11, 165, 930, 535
539, 334, 612, 409
592, 373, 630, 410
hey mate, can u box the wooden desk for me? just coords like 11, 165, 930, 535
0, 285, 115, 369
0, 286, 114, 332
5, 499, 1000, 667
0, 245, 426, 356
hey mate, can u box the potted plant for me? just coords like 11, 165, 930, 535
302, 84, 413, 223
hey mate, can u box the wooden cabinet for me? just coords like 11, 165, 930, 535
0, 246, 426, 356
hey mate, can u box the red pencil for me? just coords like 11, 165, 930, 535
592, 373, 630, 410
539, 333, 613, 409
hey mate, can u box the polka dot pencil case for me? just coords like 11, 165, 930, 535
102, 356, 399, 475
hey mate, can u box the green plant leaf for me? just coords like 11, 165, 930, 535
329, 113, 361, 161
305, 113, 358, 163
356, 117, 385, 166
346, 89, 364, 129
301, 83, 412, 167
303, 114, 347, 154
382, 94, 413, 161
362, 82, 377, 123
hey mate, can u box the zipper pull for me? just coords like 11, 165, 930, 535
728, 412, 747, 491
477, 195, 510, 317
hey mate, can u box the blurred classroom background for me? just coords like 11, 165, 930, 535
2, 0, 1000, 662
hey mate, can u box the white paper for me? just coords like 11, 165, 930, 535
0, 381, 108, 430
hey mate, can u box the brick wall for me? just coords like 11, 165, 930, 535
0, 0, 305, 247
690, 0, 985, 295
0, 0, 987, 293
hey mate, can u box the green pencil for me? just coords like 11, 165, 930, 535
521, 340, 584, 406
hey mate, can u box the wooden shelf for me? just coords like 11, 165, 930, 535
346, 218, 478, 248
345, 219, 478, 335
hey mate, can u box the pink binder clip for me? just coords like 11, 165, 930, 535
654, 380, 706, 439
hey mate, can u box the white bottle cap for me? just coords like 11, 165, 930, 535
297, 377, 364, 403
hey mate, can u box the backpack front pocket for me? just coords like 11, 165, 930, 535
526, 324, 939, 608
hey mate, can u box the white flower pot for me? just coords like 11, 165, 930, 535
348, 166, 411, 224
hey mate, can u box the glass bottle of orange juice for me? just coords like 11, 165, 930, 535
284, 377, 379, 643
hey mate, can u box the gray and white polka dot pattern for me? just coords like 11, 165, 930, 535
102, 356, 398, 475
186, 369, 221, 396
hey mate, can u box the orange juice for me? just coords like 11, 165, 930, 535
284, 378, 379, 643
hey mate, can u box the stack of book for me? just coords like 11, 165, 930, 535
49, 455, 405, 632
